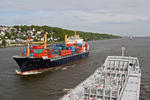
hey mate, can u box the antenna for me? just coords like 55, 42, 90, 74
121, 46, 125, 56
74, 31, 77, 38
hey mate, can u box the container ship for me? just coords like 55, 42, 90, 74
60, 48, 141, 100
13, 32, 89, 75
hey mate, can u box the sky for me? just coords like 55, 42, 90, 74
0, 0, 150, 36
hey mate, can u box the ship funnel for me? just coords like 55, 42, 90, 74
74, 31, 79, 38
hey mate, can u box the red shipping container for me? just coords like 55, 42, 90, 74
34, 53, 48, 58
48, 55, 55, 58
41, 49, 51, 55
60, 50, 67, 56
60, 53, 66, 56
42, 53, 49, 56
58, 49, 61, 52
34, 53, 37, 57
67, 44, 73, 46
34, 53, 40, 57
21, 52, 24, 56
42, 50, 49, 54
79, 47, 82, 50
83, 43, 88, 47
67, 50, 72, 55
49, 52, 52, 55
75, 47, 82, 53
30, 49, 34, 53
52, 49, 54, 52
85, 47, 88, 51
33, 45, 44, 49
34, 53, 42, 58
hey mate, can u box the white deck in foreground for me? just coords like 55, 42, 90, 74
121, 74, 141, 100
59, 56, 141, 100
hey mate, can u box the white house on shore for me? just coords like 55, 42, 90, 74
0, 31, 5, 36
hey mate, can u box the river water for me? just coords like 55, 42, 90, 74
0, 37, 150, 100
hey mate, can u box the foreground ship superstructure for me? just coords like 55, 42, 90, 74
60, 55, 141, 100
13, 32, 89, 75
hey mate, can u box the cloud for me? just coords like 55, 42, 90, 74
0, 0, 150, 36
67, 10, 149, 24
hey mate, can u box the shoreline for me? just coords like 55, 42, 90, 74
0, 43, 56, 48
0, 38, 121, 48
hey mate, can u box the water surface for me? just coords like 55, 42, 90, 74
0, 37, 149, 100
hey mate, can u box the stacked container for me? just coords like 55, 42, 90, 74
71, 46, 75, 54
60, 50, 68, 56
22, 41, 88, 58
84, 43, 88, 51
24, 49, 27, 56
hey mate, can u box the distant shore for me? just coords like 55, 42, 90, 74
0, 43, 58, 48
0, 38, 122, 48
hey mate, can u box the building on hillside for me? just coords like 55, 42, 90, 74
0, 31, 5, 36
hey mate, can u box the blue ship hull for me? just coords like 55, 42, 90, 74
13, 52, 89, 74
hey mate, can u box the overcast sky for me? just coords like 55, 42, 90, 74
0, 0, 150, 36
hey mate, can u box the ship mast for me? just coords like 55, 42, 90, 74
44, 33, 47, 48
121, 46, 125, 56
27, 39, 30, 56
65, 35, 67, 46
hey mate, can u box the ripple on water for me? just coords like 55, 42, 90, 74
0, 38, 150, 100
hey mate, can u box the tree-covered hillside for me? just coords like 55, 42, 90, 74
13, 25, 121, 41
0, 25, 121, 47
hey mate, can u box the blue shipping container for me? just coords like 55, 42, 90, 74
72, 51, 75, 54
30, 53, 34, 56
56, 52, 60, 55
29, 45, 33, 49
56, 43, 65, 47
54, 47, 62, 50
71, 46, 75, 50
78, 43, 82, 46
24, 49, 27, 52
72, 49, 76, 51
75, 48, 79, 51
34, 49, 37, 52
24, 53, 26, 56
24, 49, 27, 55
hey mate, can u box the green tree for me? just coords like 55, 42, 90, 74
11, 25, 121, 43
5, 32, 11, 39
2, 38, 6, 47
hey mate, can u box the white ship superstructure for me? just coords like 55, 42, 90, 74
67, 35, 84, 44
60, 55, 141, 100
